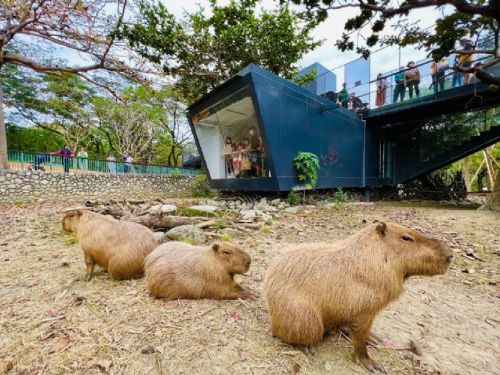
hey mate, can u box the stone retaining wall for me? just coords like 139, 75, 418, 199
0, 169, 197, 204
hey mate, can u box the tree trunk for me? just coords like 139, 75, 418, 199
486, 169, 500, 211
0, 76, 8, 169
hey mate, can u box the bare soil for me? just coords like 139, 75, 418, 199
0, 201, 499, 375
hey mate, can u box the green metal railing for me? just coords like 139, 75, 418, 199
7, 151, 202, 176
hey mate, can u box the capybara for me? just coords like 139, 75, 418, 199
263, 222, 453, 373
145, 241, 253, 300
62, 209, 158, 281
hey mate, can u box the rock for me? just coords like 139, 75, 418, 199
284, 207, 298, 214
270, 198, 281, 206
189, 205, 218, 214
221, 228, 245, 239
166, 225, 206, 244
261, 213, 273, 223
304, 205, 316, 210
152, 232, 167, 243
160, 204, 177, 213
240, 209, 256, 220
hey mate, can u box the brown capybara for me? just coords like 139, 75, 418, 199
145, 241, 253, 300
263, 222, 453, 373
62, 209, 157, 281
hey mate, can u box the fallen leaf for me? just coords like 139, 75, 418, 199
48, 335, 70, 353
237, 350, 247, 361
96, 358, 112, 372
228, 311, 241, 321
46, 307, 59, 317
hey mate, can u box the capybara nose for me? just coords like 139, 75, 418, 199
246, 259, 251, 268
446, 255, 453, 263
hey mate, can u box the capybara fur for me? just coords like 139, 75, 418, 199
62, 210, 158, 281
145, 241, 253, 300
263, 222, 453, 373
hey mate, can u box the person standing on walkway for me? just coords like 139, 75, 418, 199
125, 154, 134, 174
404, 61, 421, 99
452, 55, 464, 87
458, 38, 474, 85
54, 144, 73, 174
375, 73, 388, 107
393, 67, 406, 103
431, 57, 448, 94
77, 148, 88, 171
107, 154, 116, 174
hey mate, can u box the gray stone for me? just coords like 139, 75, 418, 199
220, 228, 245, 239
261, 213, 273, 223
284, 207, 298, 214
189, 205, 219, 214
240, 209, 256, 220
152, 232, 168, 243
270, 198, 281, 206
166, 225, 206, 244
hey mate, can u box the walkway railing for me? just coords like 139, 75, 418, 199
7, 151, 202, 176
314, 34, 496, 110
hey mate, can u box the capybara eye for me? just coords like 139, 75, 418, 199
223, 250, 231, 255
401, 235, 414, 242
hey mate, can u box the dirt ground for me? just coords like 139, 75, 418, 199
0, 201, 499, 375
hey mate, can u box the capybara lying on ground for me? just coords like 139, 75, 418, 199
263, 221, 453, 373
62, 209, 158, 281
145, 241, 253, 300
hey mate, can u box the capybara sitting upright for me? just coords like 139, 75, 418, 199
145, 241, 253, 300
62, 209, 157, 281
263, 222, 453, 373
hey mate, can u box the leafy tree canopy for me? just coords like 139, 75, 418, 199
120, 0, 321, 102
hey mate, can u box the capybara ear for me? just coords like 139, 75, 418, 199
212, 243, 220, 252
376, 222, 387, 236
76, 210, 83, 217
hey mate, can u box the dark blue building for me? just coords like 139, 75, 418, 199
186, 64, 499, 192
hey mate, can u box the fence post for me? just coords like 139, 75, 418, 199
20, 151, 24, 170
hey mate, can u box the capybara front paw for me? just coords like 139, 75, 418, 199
85, 274, 93, 282
237, 288, 255, 300
360, 357, 387, 374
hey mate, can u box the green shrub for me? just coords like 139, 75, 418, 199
287, 190, 301, 205
293, 152, 320, 189
328, 188, 350, 204
191, 174, 213, 197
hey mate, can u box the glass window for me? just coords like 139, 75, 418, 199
192, 87, 268, 179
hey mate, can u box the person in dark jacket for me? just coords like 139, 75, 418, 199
54, 144, 73, 173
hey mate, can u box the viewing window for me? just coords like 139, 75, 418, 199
192, 87, 268, 179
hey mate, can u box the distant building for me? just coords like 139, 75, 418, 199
296, 62, 337, 96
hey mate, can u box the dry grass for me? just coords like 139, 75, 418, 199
0, 201, 498, 375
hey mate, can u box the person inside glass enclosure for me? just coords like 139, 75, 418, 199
248, 127, 263, 177
458, 38, 474, 85
224, 137, 235, 177
404, 61, 421, 99
375, 73, 388, 107
54, 144, 73, 174
238, 139, 252, 177
107, 154, 116, 174
452, 55, 464, 87
233, 143, 243, 177
431, 57, 448, 94
393, 66, 406, 103
339, 82, 349, 109
77, 147, 88, 171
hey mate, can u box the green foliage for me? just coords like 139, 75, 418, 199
64, 233, 79, 245
287, 189, 301, 205
120, 0, 321, 102
261, 226, 272, 234
293, 67, 317, 86
220, 233, 232, 241
293, 151, 320, 189
328, 188, 350, 204
6, 124, 64, 152
191, 174, 213, 197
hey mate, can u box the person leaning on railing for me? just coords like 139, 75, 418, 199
375, 73, 388, 107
